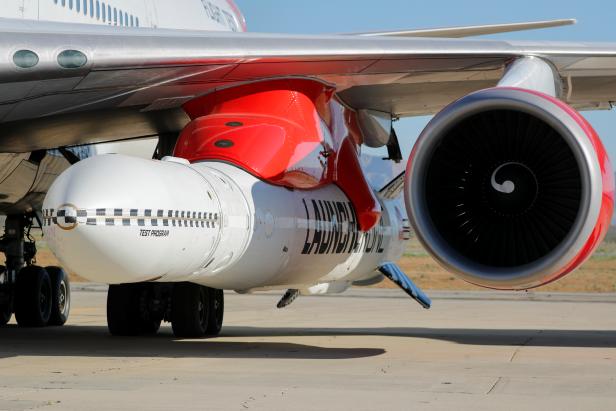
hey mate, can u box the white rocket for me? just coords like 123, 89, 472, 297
43, 154, 408, 294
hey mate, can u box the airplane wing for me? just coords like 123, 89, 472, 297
349, 19, 577, 38
1, 18, 616, 152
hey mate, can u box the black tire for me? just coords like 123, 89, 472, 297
46, 266, 70, 326
171, 283, 209, 338
0, 304, 11, 326
14, 266, 52, 327
0, 265, 10, 326
206, 288, 224, 336
107, 284, 161, 336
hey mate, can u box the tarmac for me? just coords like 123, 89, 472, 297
0, 285, 615, 410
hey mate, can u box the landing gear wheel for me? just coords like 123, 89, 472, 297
0, 304, 11, 326
0, 265, 10, 326
107, 284, 162, 336
45, 266, 70, 326
14, 266, 52, 327
171, 283, 209, 338
206, 288, 224, 336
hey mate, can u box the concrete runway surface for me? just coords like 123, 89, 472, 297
0, 286, 615, 411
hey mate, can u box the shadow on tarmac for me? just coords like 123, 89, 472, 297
1, 324, 614, 360
224, 326, 616, 348
0, 324, 384, 360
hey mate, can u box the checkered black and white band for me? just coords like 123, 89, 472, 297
43, 207, 220, 230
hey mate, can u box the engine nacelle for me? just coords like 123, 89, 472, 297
405, 87, 614, 290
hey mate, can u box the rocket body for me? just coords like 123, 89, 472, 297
43, 155, 407, 292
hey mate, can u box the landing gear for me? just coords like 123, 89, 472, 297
46, 266, 70, 326
206, 288, 224, 336
14, 265, 52, 327
171, 282, 210, 338
106, 282, 224, 338
0, 213, 71, 327
0, 265, 10, 325
107, 283, 164, 336
170, 284, 224, 337
0, 304, 10, 325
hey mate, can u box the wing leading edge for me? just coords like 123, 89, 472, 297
349, 19, 577, 38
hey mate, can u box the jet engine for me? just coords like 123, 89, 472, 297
405, 87, 614, 290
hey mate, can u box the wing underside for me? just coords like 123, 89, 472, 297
0, 18, 615, 152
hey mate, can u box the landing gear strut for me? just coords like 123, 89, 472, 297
106, 282, 224, 338
0, 213, 71, 327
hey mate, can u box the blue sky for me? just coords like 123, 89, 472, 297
234, 0, 616, 159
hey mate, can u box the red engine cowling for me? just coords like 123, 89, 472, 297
405, 87, 614, 290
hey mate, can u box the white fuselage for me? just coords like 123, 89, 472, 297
3, 0, 244, 32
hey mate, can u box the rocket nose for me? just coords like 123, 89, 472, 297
42, 154, 220, 284
41, 157, 154, 284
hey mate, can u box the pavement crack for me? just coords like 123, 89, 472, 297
486, 377, 502, 395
